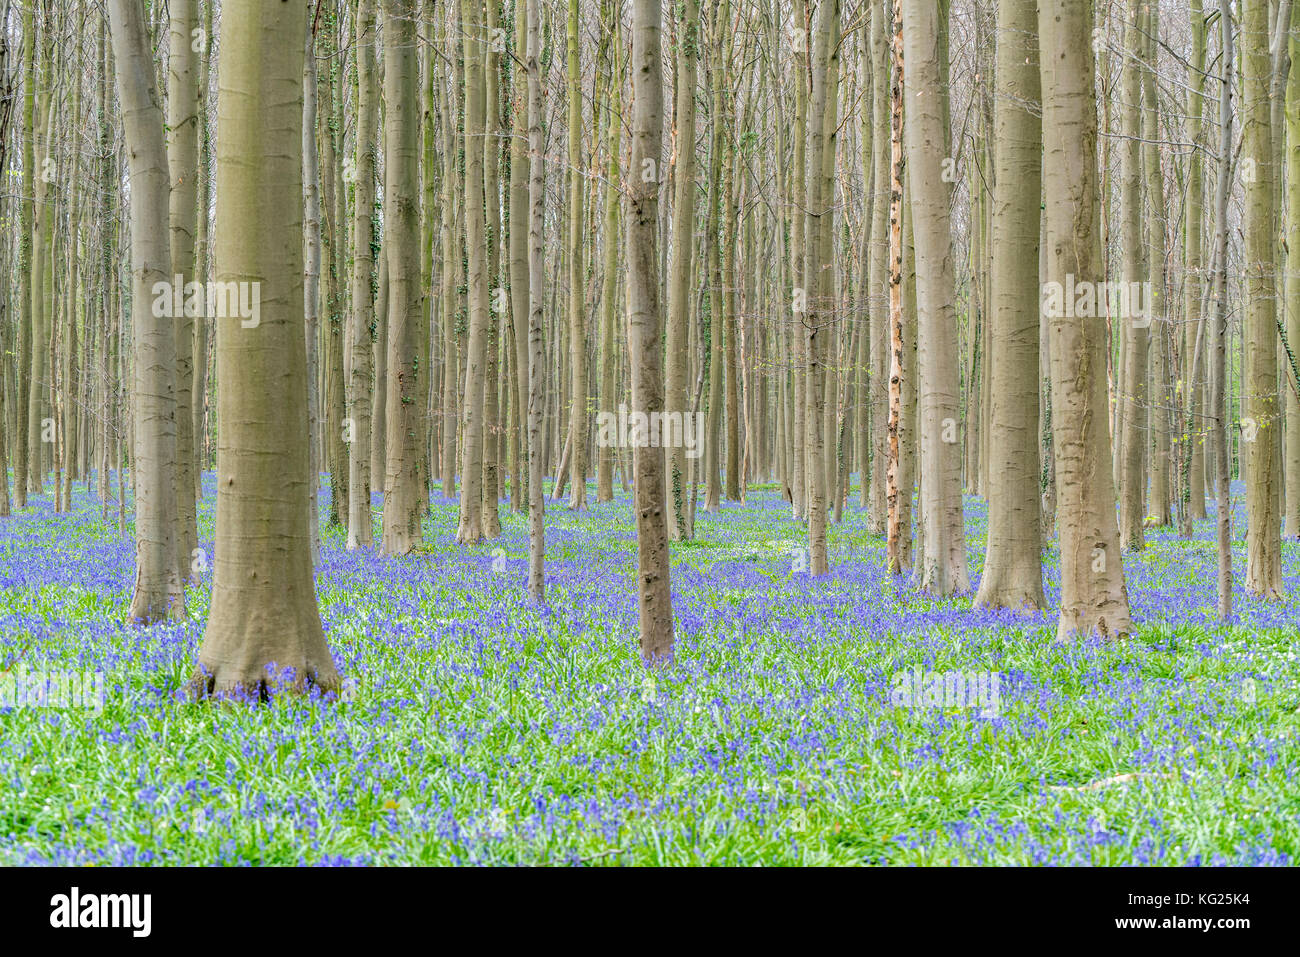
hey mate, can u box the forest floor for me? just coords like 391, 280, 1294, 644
0, 476, 1297, 864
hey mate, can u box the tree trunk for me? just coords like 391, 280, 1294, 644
28, 18, 50, 498
526, 0, 546, 599
320, 13, 349, 529
702, 0, 728, 515
802, 0, 837, 576
885, 0, 911, 575
1117, 0, 1147, 552
627, 0, 674, 664
1037, 0, 1133, 641
13, 1, 33, 511
856, 7, 874, 514
348, 0, 379, 549
438, 30, 460, 499
482, 5, 503, 535
372, 250, 389, 497
1183, 0, 1209, 528
1142, 5, 1172, 528
509, 0, 531, 514
1212, 0, 1234, 617
382, 0, 425, 555
866, 0, 889, 532
666, 0, 699, 537
1286, 30, 1300, 538
596, 0, 622, 504
194, 0, 213, 502
303, 6, 322, 567
974, 0, 1042, 609
1241, 0, 1284, 597
109, 0, 185, 624
903, 0, 966, 595
563, 0, 588, 511
457, 0, 491, 543
724, 95, 742, 503
168, 0, 200, 581
194, 0, 337, 697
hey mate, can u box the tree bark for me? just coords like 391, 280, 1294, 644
194, 0, 213, 503
1242, 0, 1284, 597
885, 0, 911, 575
1117, 0, 1147, 552
802, 0, 838, 576
509, 0, 531, 514
1286, 31, 1300, 537
903, 0, 966, 595
666, 0, 700, 537
974, 0, 1042, 609
168, 0, 200, 581
563, 0, 589, 511
193, 0, 337, 697
482, 3, 503, 535
866, 0, 889, 532
457, 0, 491, 543
1212, 0, 1234, 617
1037, 0, 1133, 641
303, 5, 322, 567
526, 0, 546, 600
382, 0, 426, 556
596, 0, 621, 504
348, 0, 379, 549
1142, 4, 1172, 528
628, 0, 674, 664
1183, 0, 1209, 528
109, 0, 185, 624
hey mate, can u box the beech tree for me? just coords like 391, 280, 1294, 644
665, 0, 700, 540
974, 0, 1042, 610
381, 0, 425, 556
627, 0, 673, 663
903, 0, 966, 596
193, 0, 338, 695
108, 0, 183, 624
167, 0, 199, 583
348, 0, 378, 550
1116, 0, 1147, 553
457, 0, 491, 545
526, 0, 546, 600
1038, 0, 1132, 641
1241, 0, 1284, 598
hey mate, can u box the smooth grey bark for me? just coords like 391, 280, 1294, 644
666, 0, 700, 538
627, 0, 674, 664
382, 0, 425, 556
974, 0, 1042, 609
109, 0, 184, 624
194, 0, 338, 696
1242, 0, 1284, 597
903, 0, 967, 595
168, 0, 200, 583
526, 0, 546, 601
348, 0, 378, 549
1038, 0, 1133, 641
802, 0, 838, 576
457, 0, 491, 543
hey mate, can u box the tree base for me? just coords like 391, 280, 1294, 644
188, 657, 341, 704
1054, 607, 1132, 644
